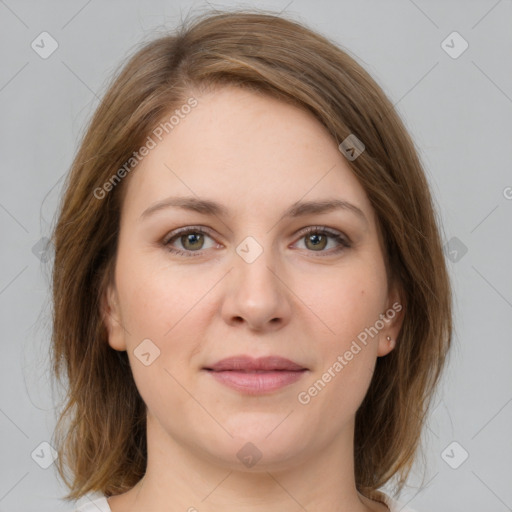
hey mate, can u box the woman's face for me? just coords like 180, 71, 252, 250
104, 85, 403, 470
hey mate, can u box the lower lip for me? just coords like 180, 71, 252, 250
205, 370, 307, 394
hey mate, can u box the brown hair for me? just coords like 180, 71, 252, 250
50, 7, 452, 504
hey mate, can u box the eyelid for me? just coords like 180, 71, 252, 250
293, 225, 352, 255
297, 225, 351, 244
162, 225, 351, 256
161, 225, 216, 245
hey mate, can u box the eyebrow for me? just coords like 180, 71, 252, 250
140, 196, 368, 225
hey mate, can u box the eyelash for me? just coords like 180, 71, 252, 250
162, 225, 351, 258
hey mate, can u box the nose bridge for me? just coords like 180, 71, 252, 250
234, 233, 282, 297
223, 233, 291, 329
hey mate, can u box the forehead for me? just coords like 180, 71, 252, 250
121, 85, 374, 224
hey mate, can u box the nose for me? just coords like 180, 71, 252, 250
221, 242, 292, 332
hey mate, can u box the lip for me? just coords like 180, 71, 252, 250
203, 356, 308, 395
206, 370, 307, 394
204, 355, 307, 372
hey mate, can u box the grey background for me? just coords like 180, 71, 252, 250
1, 1, 511, 511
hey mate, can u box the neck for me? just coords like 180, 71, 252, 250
107, 412, 387, 512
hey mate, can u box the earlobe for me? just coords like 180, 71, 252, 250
102, 283, 127, 351
377, 334, 396, 357
377, 288, 405, 357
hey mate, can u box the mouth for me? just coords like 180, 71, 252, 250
203, 369, 308, 394
202, 355, 308, 394
204, 355, 308, 372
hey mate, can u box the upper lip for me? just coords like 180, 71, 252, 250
204, 355, 307, 372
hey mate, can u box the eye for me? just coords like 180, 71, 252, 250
163, 226, 218, 257
162, 225, 351, 257
293, 226, 351, 255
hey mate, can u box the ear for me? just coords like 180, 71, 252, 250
101, 281, 127, 351
377, 283, 405, 357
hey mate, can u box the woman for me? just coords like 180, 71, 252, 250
51, 9, 452, 512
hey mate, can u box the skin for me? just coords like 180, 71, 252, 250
103, 85, 403, 512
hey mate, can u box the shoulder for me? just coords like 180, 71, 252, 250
71, 493, 111, 512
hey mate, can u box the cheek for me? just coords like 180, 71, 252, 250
297, 256, 387, 406
296, 271, 384, 423
118, 276, 205, 416
301, 261, 388, 345
114, 249, 223, 392
116, 248, 207, 335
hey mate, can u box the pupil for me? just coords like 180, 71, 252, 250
184, 233, 202, 249
307, 233, 326, 251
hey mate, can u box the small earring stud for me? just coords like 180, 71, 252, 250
386, 336, 392, 341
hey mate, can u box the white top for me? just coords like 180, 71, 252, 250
73, 492, 419, 511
